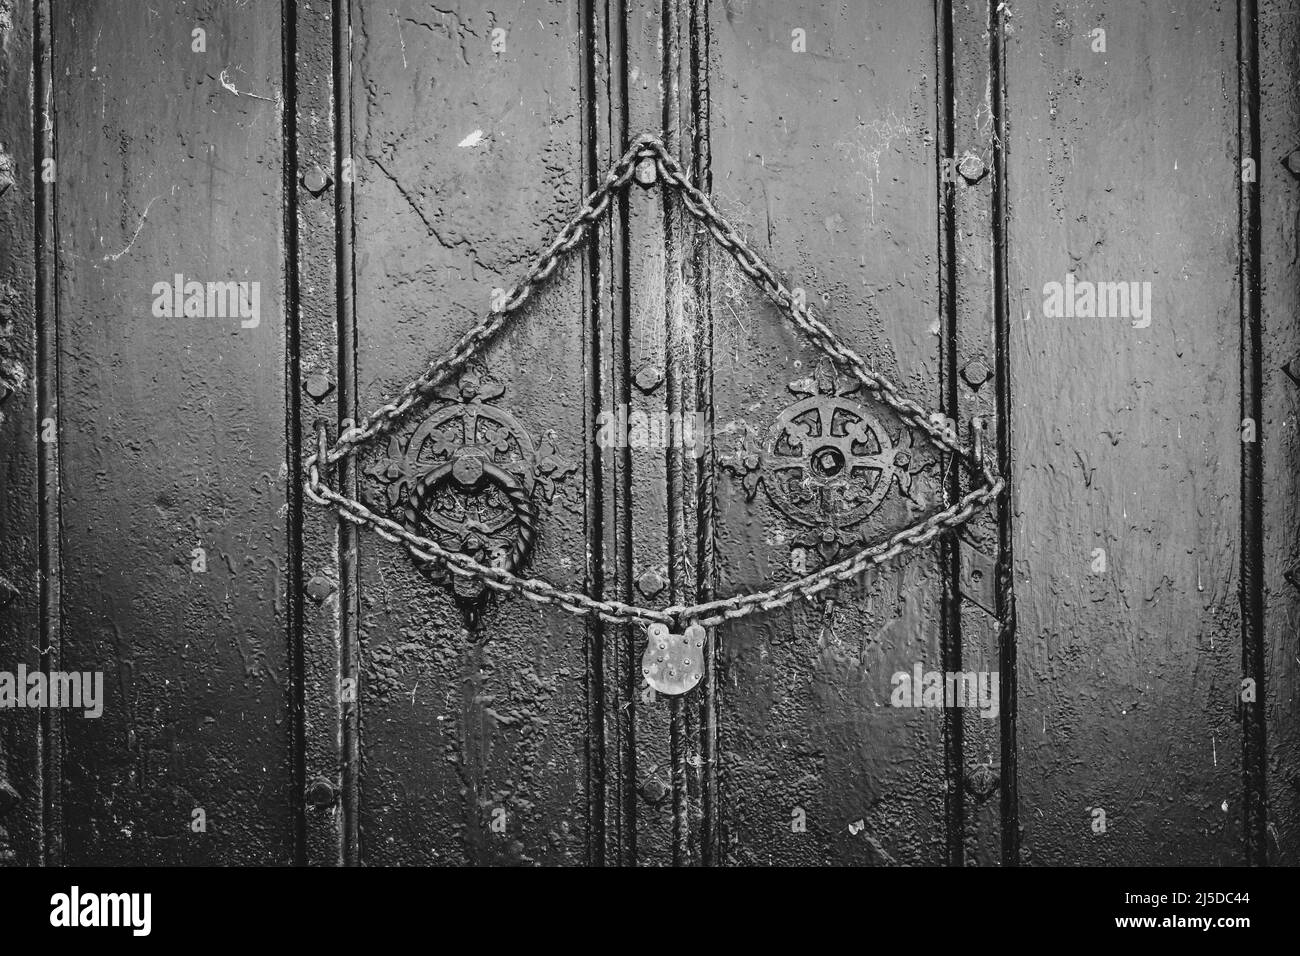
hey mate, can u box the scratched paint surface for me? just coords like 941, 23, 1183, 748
1261, 0, 1300, 865
350, 0, 589, 864
0, 0, 41, 866
1007, 0, 1243, 864
51, 3, 291, 862
708, 0, 949, 865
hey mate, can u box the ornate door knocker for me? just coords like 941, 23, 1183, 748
364, 366, 576, 629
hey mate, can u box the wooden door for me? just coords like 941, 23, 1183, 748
0, 0, 1296, 867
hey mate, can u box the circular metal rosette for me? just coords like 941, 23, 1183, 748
763, 393, 909, 531
398, 402, 537, 559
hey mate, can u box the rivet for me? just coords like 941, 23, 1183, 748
961, 356, 992, 390
304, 371, 334, 401
1284, 148, 1300, 178
637, 567, 666, 599
634, 364, 664, 394
302, 166, 333, 196
638, 778, 669, 804
305, 575, 334, 605
451, 454, 485, 489
958, 153, 988, 185
963, 763, 1000, 800
304, 777, 337, 809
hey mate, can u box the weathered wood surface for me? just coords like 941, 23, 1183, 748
350, 0, 591, 864
0, 0, 1293, 866
708, 0, 950, 865
1006, 0, 1245, 864
50, 1, 292, 863
0, 0, 43, 868
1260, 0, 1300, 866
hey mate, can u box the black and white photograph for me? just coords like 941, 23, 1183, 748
0, 0, 1294, 935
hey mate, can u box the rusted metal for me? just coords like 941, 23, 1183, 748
722, 359, 919, 565
363, 366, 571, 628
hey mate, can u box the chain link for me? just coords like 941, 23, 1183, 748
303, 134, 1005, 631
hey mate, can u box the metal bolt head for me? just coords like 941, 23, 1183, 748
304, 777, 336, 809
964, 763, 1000, 800
451, 454, 484, 489
304, 371, 334, 401
637, 568, 666, 599
638, 778, 669, 805
1283, 148, 1300, 178
302, 166, 332, 196
634, 157, 658, 187
305, 575, 334, 605
961, 356, 992, 390
958, 153, 988, 185
634, 364, 663, 393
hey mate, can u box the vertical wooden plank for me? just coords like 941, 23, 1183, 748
592, 0, 709, 867
0, 0, 43, 867
1259, 0, 1300, 865
938, 0, 1009, 866
707, 0, 949, 865
615, 0, 682, 869
53, 2, 293, 863
591, 0, 631, 866
349, 0, 591, 864
1007, 0, 1243, 864
578, 0, 608, 867
1238, 0, 1266, 865
288, 0, 349, 865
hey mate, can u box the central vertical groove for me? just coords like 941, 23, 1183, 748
934, 0, 964, 867
334, 0, 361, 867
1237, 0, 1267, 866
608, 0, 637, 865
280, 0, 307, 866
33, 0, 64, 867
579, 0, 607, 866
688, 0, 717, 867
660, 0, 690, 868
989, 0, 1020, 866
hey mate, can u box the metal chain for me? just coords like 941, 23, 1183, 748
303, 133, 1005, 631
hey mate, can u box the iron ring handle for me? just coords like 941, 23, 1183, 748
404, 458, 538, 575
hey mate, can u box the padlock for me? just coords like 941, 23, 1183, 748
641, 622, 706, 696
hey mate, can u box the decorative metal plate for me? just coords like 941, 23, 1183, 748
723, 358, 922, 565
364, 365, 576, 628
